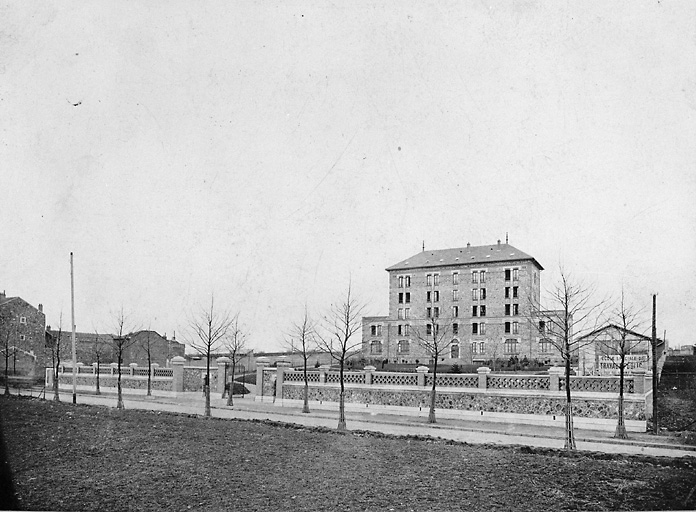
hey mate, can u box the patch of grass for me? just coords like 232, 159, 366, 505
2, 396, 696, 511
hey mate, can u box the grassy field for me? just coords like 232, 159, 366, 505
1, 396, 695, 511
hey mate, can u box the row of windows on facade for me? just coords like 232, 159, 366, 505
397, 269, 520, 289
372, 321, 521, 337
395, 302, 520, 320
369, 338, 551, 357
400, 286, 520, 304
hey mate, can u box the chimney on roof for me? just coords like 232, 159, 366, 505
506, 232, 509, 244
0, 290, 5, 300
497, 239, 501, 245
38, 304, 43, 313
466, 242, 470, 248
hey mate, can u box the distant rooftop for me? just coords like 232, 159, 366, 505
386, 242, 544, 271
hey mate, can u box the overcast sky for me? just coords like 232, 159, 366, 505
2, 1, 695, 352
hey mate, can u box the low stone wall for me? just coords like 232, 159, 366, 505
280, 385, 646, 420
257, 364, 652, 429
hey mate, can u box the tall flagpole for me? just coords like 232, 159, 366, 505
71, 252, 77, 404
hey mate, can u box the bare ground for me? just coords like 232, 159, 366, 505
1, 395, 695, 511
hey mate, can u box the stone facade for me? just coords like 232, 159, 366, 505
362, 242, 563, 366
0, 292, 47, 377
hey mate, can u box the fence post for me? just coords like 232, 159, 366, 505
477, 367, 491, 389
150, 363, 159, 379
276, 360, 292, 400
129, 363, 138, 377
255, 357, 270, 400
171, 356, 185, 393
364, 365, 376, 386
632, 369, 646, 394
319, 365, 331, 384
416, 366, 429, 387
548, 366, 564, 391
216, 357, 230, 395
110, 363, 118, 376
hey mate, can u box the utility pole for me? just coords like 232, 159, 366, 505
71, 252, 77, 404
651, 293, 657, 435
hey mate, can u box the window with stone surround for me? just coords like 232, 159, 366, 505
398, 293, 404, 304
404, 308, 410, 319
452, 323, 459, 335
370, 340, 383, 354
471, 323, 478, 335
405, 275, 411, 287
452, 289, 459, 301
452, 272, 459, 285
398, 309, 403, 320
471, 271, 478, 284
539, 339, 553, 353
397, 340, 410, 353
505, 321, 511, 334
480, 305, 486, 317
472, 305, 478, 317
505, 304, 511, 316
512, 322, 519, 334
452, 305, 458, 317
472, 289, 478, 301
504, 339, 519, 354
398, 276, 404, 288
479, 322, 486, 335
19, 317, 27, 324
513, 268, 519, 281
480, 270, 486, 283
451, 343, 460, 359
513, 303, 519, 316
480, 288, 486, 300
405, 292, 410, 303
513, 286, 518, 299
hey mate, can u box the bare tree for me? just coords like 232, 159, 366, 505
528, 266, 607, 450
592, 288, 646, 439
92, 328, 110, 396
284, 305, 317, 413
139, 329, 154, 397
316, 283, 365, 431
112, 307, 137, 410
48, 315, 64, 401
187, 296, 235, 417
223, 314, 248, 407
411, 310, 455, 424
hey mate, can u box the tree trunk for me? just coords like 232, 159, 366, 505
116, 358, 124, 410
428, 359, 438, 424
615, 356, 628, 439
95, 358, 101, 395
146, 351, 152, 397
53, 354, 60, 401
227, 359, 236, 407
204, 355, 211, 417
337, 360, 346, 431
564, 350, 576, 450
302, 354, 310, 413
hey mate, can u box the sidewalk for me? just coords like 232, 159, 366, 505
15, 387, 696, 458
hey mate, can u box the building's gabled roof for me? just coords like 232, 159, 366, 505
578, 324, 664, 347
386, 243, 544, 272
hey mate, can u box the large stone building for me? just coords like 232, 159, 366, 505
362, 241, 556, 366
0, 291, 48, 378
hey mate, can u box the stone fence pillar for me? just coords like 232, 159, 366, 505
416, 366, 429, 387
216, 357, 231, 395
150, 363, 159, 378
92, 362, 99, 375
548, 366, 564, 391
171, 356, 185, 393
319, 365, 331, 384
129, 363, 138, 376
110, 362, 118, 376
256, 357, 270, 399
477, 367, 491, 389
364, 365, 376, 385
632, 369, 646, 394
276, 360, 292, 400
